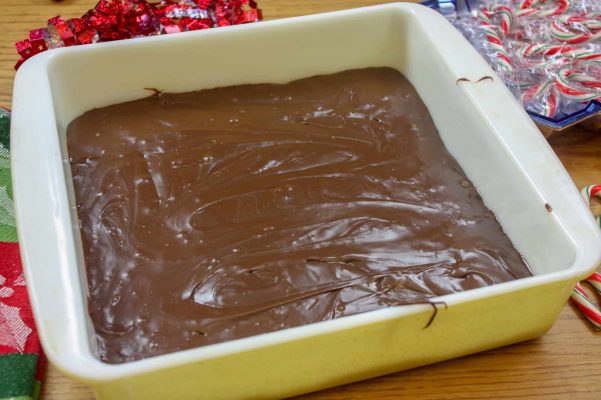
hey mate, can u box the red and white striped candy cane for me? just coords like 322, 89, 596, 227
572, 281, 601, 329
570, 186, 601, 330
521, 81, 558, 117
555, 65, 601, 102
478, 5, 515, 72
514, 43, 574, 69
515, 0, 570, 18
481, 5, 514, 35
514, 0, 545, 9
516, 43, 574, 58
586, 272, 601, 293
563, 47, 601, 62
551, 14, 601, 44
515, 44, 601, 70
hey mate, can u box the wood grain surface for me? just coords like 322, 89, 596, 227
1, 1, 600, 399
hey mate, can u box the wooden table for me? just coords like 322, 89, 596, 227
1, 1, 600, 399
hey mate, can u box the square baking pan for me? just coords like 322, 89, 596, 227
10, 3, 601, 399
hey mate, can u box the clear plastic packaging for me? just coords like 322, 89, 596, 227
426, 0, 601, 132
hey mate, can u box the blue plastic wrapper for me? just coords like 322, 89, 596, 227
423, 0, 600, 132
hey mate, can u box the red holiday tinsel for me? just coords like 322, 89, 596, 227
15, 0, 262, 69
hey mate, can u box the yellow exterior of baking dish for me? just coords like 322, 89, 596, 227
10, 3, 601, 399
88, 280, 574, 400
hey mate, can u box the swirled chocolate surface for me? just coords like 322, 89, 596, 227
67, 68, 531, 364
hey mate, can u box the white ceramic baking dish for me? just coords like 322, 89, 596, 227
10, 3, 601, 399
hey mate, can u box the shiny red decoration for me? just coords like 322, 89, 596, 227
14, 0, 262, 69
29, 29, 48, 53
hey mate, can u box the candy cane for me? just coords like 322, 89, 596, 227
581, 184, 601, 227
555, 65, 601, 102
515, 44, 601, 71
516, 43, 574, 58
570, 187, 601, 330
481, 5, 514, 35
551, 15, 601, 44
586, 273, 601, 293
514, 43, 574, 69
521, 81, 558, 117
516, 0, 570, 18
514, 0, 545, 10
478, 5, 515, 71
563, 47, 601, 61
540, 84, 558, 117
572, 282, 601, 330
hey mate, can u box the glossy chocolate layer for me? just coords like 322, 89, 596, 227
67, 68, 531, 364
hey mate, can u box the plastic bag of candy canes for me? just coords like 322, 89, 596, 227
448, 0, 600, 123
